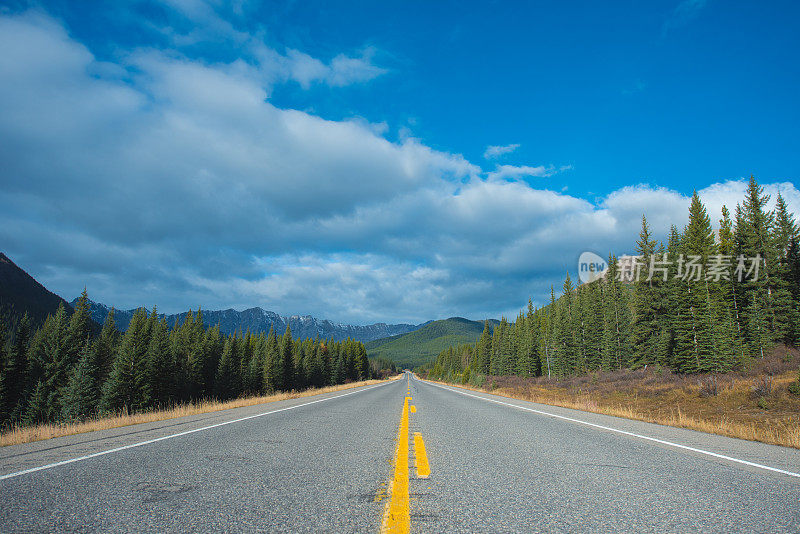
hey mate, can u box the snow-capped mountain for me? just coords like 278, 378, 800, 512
72, 298, 424, 343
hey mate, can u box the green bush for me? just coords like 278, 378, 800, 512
469, 372, 485, 388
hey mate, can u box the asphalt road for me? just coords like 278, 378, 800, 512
1, 372, 799, 532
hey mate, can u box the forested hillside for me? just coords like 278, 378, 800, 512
0, 292, 374, 428
428, 177, 800, 384
366, 317, 496, 369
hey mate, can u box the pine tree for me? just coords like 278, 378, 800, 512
145, 317, 174, 406
94, 309, 118, 384
0, 321, 11, 425
264, 327, 282, 392
747, 288, 771, 359
673, 192, 718, 372
655, 226, 681, 368
631, 215, 660, 368
490, 318, 511, 375
215, 336, 241, 400
557, 273, 578, 374
67, 288, 93, 353
774, 193, 799, 258
246, 334, 267, 395
100, 308, 151, 413
516, 300, 538, 377
60, 340, 101, 421
602, 256, 631, 370
737, 176, 779, 344
24, 381, 51, 425
38, 304, 70, 417
199, 324, 223, 398
0, 314, 30, 424
474, 321, 492, 374
355, 343, 370, 380
717, 207, 747, 366
311, 343, 326, 386
788, 237, 800, 304
173, 311, 202, 399
281, 327, 295, 390
771, 193, 799, 343
543, 286, 557, 376
580, 283, 604, 371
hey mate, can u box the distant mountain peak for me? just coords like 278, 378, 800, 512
72, 299, 424, 343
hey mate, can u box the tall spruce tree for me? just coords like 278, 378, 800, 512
145, 317, 174, 406
631, 215, 660, 368
281, 327, 295, 390
101, 308, 151, 412
215, 336, 241, 400
0, 314, 30, 424
601, 255, 631, 370
60, 340, 101, 421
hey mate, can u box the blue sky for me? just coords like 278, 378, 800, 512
1, 0, 798, 323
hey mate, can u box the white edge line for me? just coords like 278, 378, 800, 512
420, 378, 800, 479
0, 381, 394, 482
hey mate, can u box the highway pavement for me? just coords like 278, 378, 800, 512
1, 372, 799, 532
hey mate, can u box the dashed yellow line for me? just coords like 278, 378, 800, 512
413, 433, 430, 479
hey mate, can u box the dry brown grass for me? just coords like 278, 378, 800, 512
431, 347, 800, 448
1, 377, 398, 447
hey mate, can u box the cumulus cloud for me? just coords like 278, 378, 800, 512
147, 0, 387, 89
483, 143, 520, 159
255, 47, 387, 89
1, 8, 797, 324
486, 164, 557, 181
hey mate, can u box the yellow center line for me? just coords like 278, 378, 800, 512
381, 395, 412, 533
413, 433, 430, 479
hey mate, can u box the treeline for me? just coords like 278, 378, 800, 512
429, 177, 799, 382
0, 295, 374, 427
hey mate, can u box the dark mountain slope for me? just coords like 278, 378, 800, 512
0, 252, 74, 328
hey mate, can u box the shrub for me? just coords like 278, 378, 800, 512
698, 376, 718, 398
469, 372, 485, 388
788, 371, 800, 396
750, 376, 772, 398
757, 397, 770, 410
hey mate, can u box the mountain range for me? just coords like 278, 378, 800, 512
72, 298, 425, 343
1, 251, 497, 365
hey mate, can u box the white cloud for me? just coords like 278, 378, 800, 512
483, 143, 520, 159
147, 0, 388, 90
278, 47, 387, 89
486, 164, 556, 181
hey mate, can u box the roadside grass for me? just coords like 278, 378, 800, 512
431, 346, 800, 449
1, 377, 399, 447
